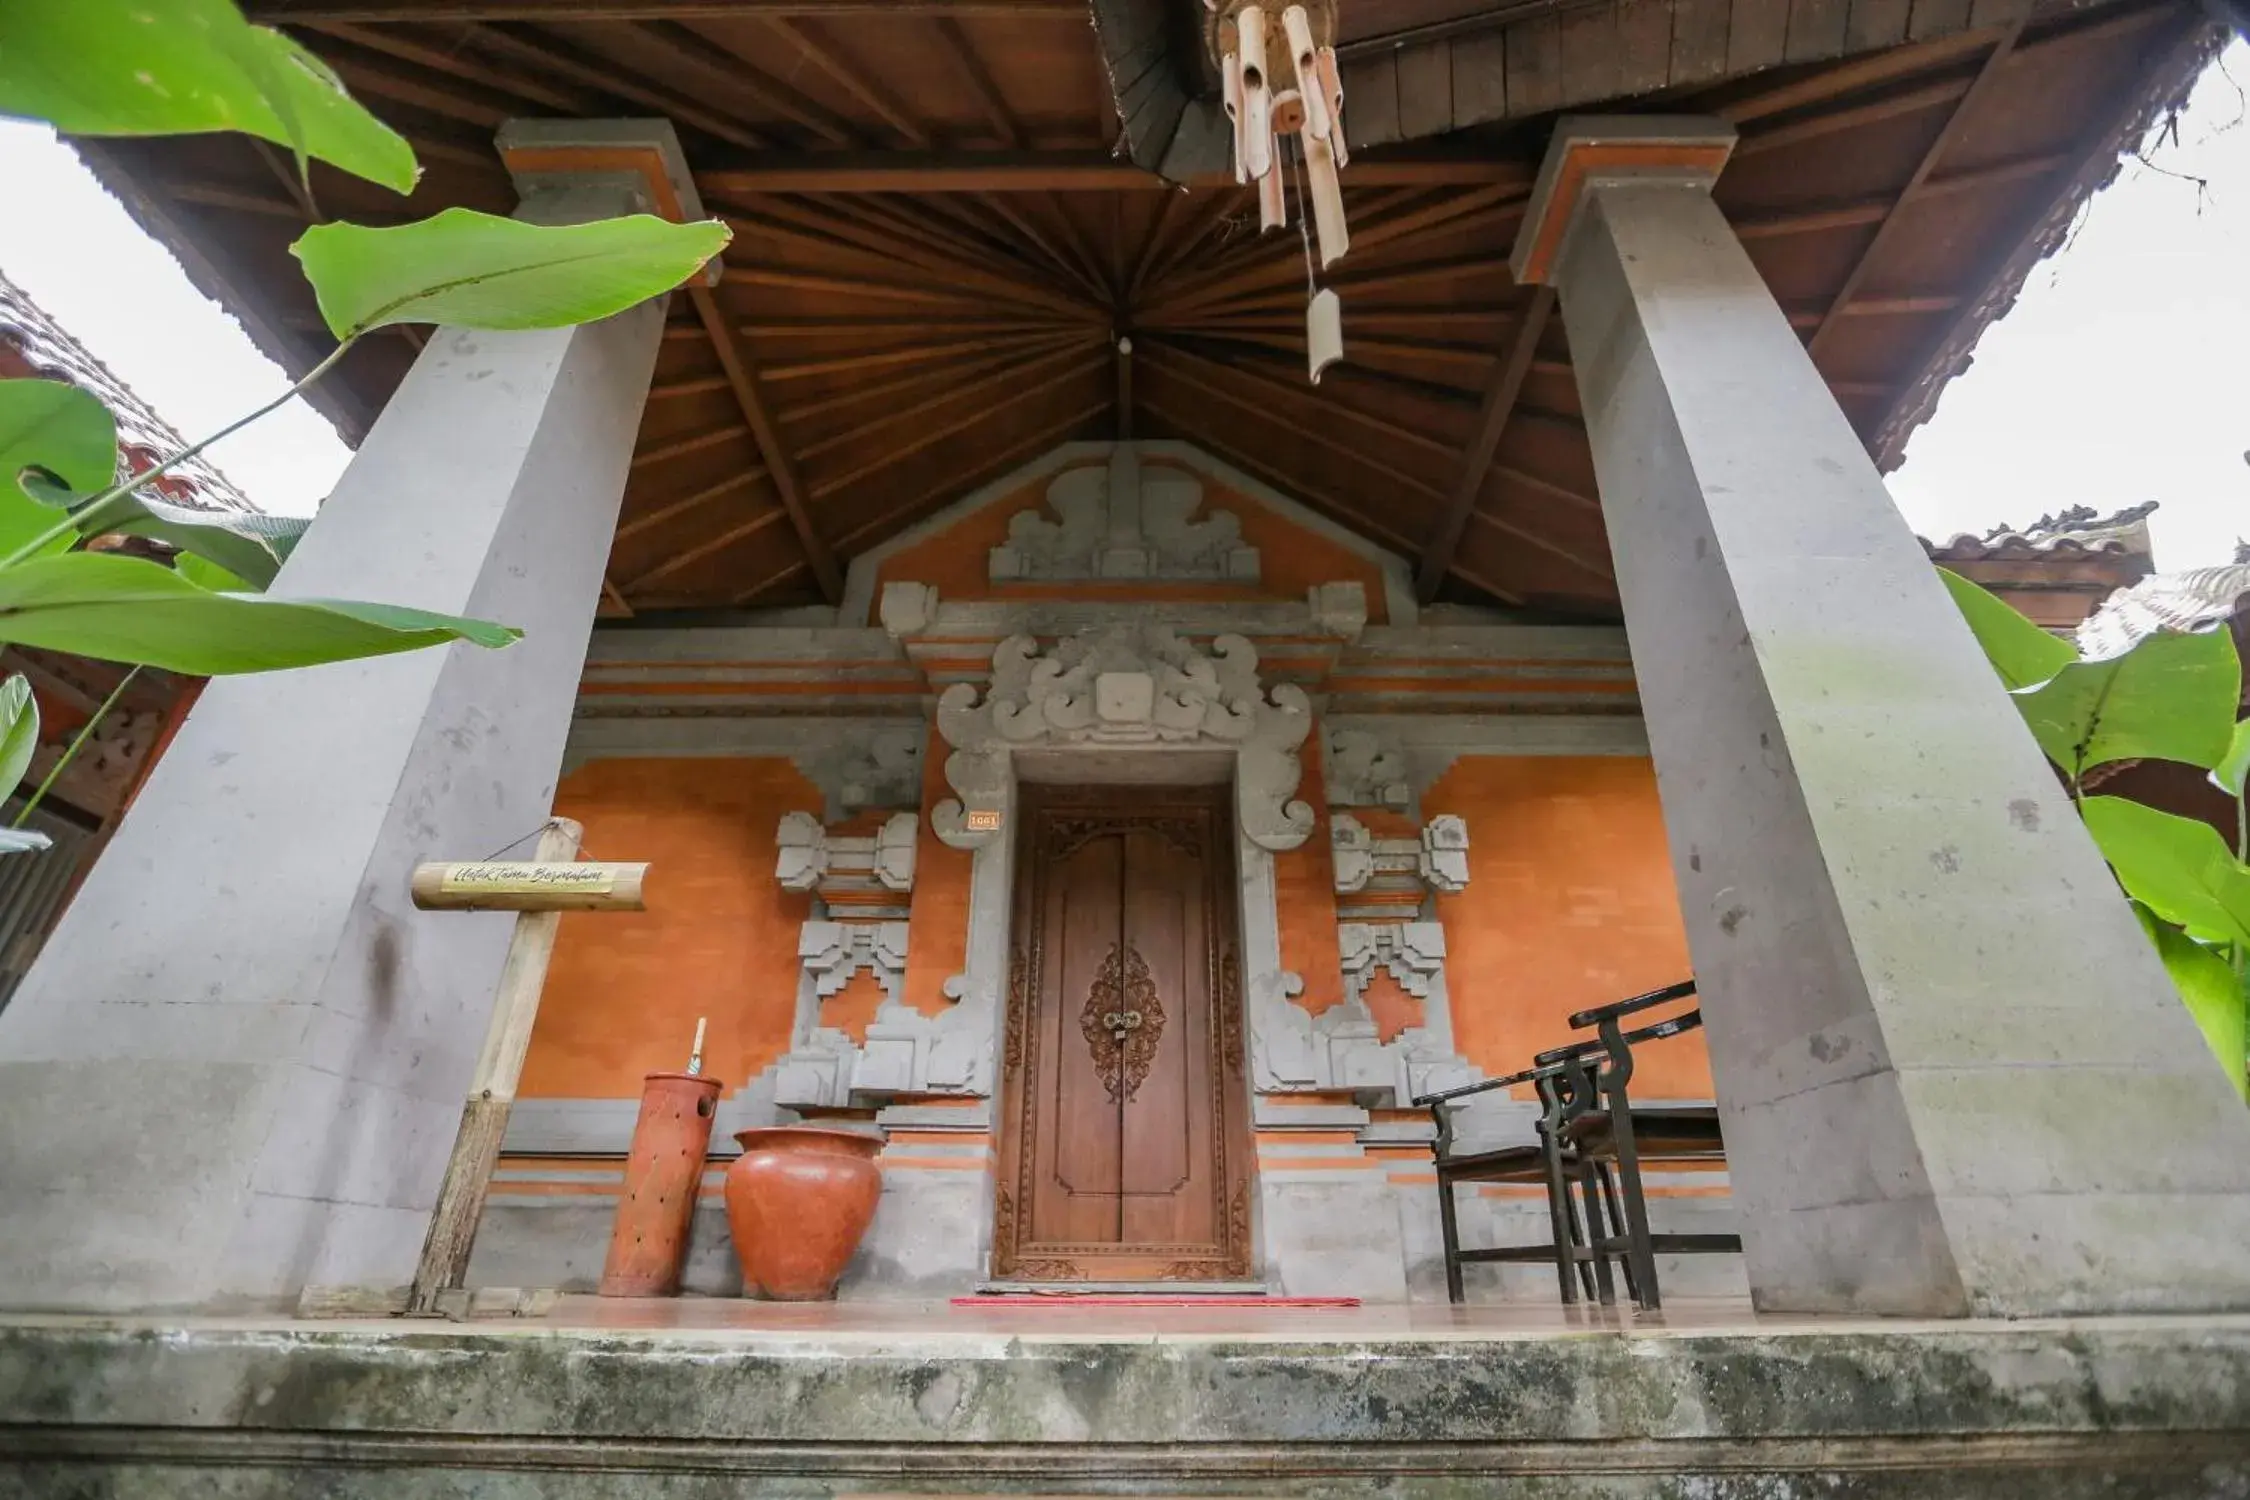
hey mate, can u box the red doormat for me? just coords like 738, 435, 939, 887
951, 1294, 1360, 1308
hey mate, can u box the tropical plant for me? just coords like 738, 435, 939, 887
1942, 568, 2250, 1099
0, 0, 731, 842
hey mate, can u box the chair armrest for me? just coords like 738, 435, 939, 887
1567, 978, 1697, 1031
1619, 1010, 1705, 1048
1412, 1061, 1556, 1107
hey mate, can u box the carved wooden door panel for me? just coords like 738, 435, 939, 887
994, 784, 1252, 1282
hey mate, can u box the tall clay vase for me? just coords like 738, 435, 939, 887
722, 1126, 882, 1300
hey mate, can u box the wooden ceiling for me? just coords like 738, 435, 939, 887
78, 0, 2222, 618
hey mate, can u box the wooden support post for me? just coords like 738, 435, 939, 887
406, 818, 588, 1316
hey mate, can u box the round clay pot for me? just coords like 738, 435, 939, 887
722, 1126, 883, 1300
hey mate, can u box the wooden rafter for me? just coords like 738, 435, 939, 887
935, 17, 1024, 149
827, 392, 1113, 556
808, 340, 1109, 499
782, 332, 1085, 428
292, 20, 599, 112
1417, 285, 1557, 602
616, 467, 766, 543
1805, 25, 2027, 363
634, 20, 863, 146
795, 338, 1096, 467
715, 199, 1098, 321
468, 24, 768, 150
686, 282, 844, 603
766, 329, 1075, 386
763, 18, 930, 146
694, 151, 1533, 194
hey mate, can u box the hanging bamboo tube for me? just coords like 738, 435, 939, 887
1307, 287, 1343, 383
1281, 6, 1329, 142
1222, 52, 1247, 185
1258, 156, 1287, 231
1315, 46, 1347, 167
1304, 129, 1348, 267
1238, 6, 1273, 182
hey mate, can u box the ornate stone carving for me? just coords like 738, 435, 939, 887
1331, 812, 1470, 903
878, 580, 939, 639
776, 810, 917, 901
798, 920, 909, 1005
1339, 921, 1448, 1006
1324, 726, 1412, 810
988, 453, 1260, 584
1080, 944, 1164, 1104
1250, 989, 1478, 1106
1306, 580, 1369, 641
796, 730, 922, 822
932, 624, 1315, 853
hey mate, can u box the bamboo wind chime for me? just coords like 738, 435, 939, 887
1213, 0, 1349, 382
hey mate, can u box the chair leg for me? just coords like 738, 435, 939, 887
1576, 1170, 1616, 1305
1606, 1097, 1662, 1311
1595, 1163, 1640, 1307
1538, 1135, 1580, 1305
1437, 1176, 1466, 1305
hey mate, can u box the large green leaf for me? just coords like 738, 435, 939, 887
2084, 794, 2250, 950
0, 380, 115, 560
2214, 720, 2250, 800
0, 0, 417, 194
99, 494, 308, 591
292, 210, 731, 339
2013, 628, 2240, 778
1939, 567, 2075, 691
2134, 906, 2248, 1102
0, 552, 518, 675
0, 673, 39, 801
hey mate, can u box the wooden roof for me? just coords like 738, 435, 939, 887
79, 0, 2224, 618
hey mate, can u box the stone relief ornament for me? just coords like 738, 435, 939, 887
1324, 726, 1412, 810
931, 623, 1315, 853
775, 810, 918, 898
988, 460, 1260, 583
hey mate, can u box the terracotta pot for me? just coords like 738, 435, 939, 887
722, 1126, 883, 1300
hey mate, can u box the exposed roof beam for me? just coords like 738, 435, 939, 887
1807, 25, 2027, 364
695, 151, 1536, 194
686, 282, 844, 603
252, 1, 1078, 18
934, 16, 1024, 150
1416, 284, 1556, 602
762, 18, 931, 148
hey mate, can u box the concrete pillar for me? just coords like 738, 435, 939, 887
1518, 117, 2250, 1316
0, 123, 691, 1312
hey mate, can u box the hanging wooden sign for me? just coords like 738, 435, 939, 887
410, 860, 647, 911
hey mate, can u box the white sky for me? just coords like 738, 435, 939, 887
0, 39, 2245, 557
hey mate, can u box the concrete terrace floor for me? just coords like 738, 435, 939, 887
5, 1299, 2250, 1496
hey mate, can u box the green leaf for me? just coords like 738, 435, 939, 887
2133, 906, 2248, 1102
292, 210, 731, 339
0, 552, 518, 675
173, 552, 255, 594
2214, 720, 2250, 800
2014, 627, 2241, 778
0, 380, 115, 559
2083, 795, 2250, 950
1938, 567, 2076, 691
0, 673, 39, 801
100, 495, 308, 591
0, 0, 418, 194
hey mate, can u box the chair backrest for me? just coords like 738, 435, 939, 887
1541, 979, 1703, 1097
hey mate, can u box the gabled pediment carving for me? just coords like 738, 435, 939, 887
988, 452, 1260, 584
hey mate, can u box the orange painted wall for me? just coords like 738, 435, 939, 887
1275, 728, 1346, 1016
869, 460, 1390, 625
1425, 756, 1712, 1100
902, 724, 971, 1017
520, 757, 817, 1100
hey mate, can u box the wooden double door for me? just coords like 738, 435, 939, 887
993, 784, 1253, 1282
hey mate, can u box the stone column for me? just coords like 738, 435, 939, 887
0, 123, 689, 1312
1518, 117, 2250, 1315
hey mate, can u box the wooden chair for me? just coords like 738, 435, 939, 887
1416, 1056, 1632, 1305
1544, 979, 1740, 1311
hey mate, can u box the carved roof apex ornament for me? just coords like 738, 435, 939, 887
989, 447, 1260, 584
